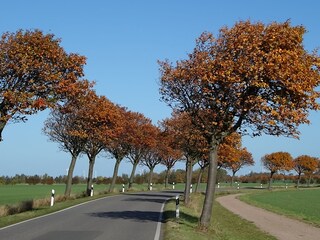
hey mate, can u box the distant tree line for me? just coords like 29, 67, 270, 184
0, 168, 229, 186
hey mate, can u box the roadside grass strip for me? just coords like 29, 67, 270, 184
163, 193, 277, 240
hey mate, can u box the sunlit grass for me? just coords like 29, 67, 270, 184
163, 193, 277, 240
239, 188, 320, 226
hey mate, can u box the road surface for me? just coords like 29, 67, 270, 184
0, 191, 181, 240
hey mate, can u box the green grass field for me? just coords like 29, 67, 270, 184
164, 193, 276, 240
0, 183, 157, 205
239, 189, 320, 226
0, 184, 107, 205
0, 181, 308, 206
0, 183, 181, 206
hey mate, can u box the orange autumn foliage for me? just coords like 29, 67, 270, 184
262, 151, 293, 176
294, 155, 319, 177
159, 20, 320, 227
0, 30, 88, 141
218, 133, 254, 176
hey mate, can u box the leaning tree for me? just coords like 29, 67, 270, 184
62, 90, 121, 196
126, 112, 157, 189
0, 30, 86, 142
159, 20, 320, 228
161, 111, 207, 204
43, 80, 92, 197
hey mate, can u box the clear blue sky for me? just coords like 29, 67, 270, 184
1, 0, 320, 178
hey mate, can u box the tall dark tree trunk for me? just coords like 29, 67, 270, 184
195, 167, 204, 193
86, 156, 96, 196
184, 157, 193, 205
109, 157, 122, 193
128, 161, 138, 189
308, 175, 311, 187
199, 139, 218, 229
165, 168, 170, 188
64, 153, 78, 196
297, 173, 301, 189
231, 171, 236, 187
148, 167, 154, 190
0, 119, 7, 142
268, 172, 275, 190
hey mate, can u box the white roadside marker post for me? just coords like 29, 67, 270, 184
50, 189, 55, 207
173, 182, 175, 190
190, 184, 193, 193
90, 184, 94, 197
150, 183, 153, 191
237, 183, 240, 190
218, 182, 220, 189
122, 184, 125, 193
175, 195, 180, 218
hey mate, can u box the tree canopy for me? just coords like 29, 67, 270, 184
159, 20, 320, 228
0, 30, 87, 141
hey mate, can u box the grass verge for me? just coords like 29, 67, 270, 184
0, 193, 116, 228
163, 193, 277, 240
239, 188, 320, 227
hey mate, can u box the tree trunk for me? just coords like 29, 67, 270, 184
184, 157, 193, 205
297, 173, 301, 189
109, 157, 122, 193
268, 172, 274, 190
64, 153, 78, 197
199, 140, 218, 229
231, 172, 235, 187
195, 167, 204, 193
0, 119, 7, 142
86, 156, 96, 196
308, 175, 311, 187
164, 169, 170, 188
128, 161, 138, 189
148, 167, 154, 190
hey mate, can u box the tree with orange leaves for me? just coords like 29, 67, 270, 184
140, 127, 162, 190
104, 107, 131, 193
161, 111, 207, 204
43, 80, 93, 197
262, 151, 293, 189
159, 20, 320, 227
0, 30, 87, 142
62, 90, 121, 196
218, 133, 254, 186
43, 107, 86, 197
293, 155, 318, 188
126, 112, 158, 189
160, 129, 183, 188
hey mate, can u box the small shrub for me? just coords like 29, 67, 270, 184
0, 205, 8, 217
19, 200, 33, 212
33, 198, 50, 209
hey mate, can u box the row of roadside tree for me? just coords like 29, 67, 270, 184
1, 19, 320, 229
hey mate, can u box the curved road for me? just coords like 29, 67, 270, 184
0, 191, 180, 240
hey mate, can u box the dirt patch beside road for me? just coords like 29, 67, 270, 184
216, 194, 320, 240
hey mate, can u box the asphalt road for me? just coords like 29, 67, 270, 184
0, 191, 181, 240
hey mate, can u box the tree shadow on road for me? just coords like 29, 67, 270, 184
122, 197, 166, 203
88, 209, 198, 225
88, 210, 161, 222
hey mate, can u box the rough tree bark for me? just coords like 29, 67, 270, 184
199, 139, 218, 228
109, 157, 122, 192
65, 154, 78, 196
